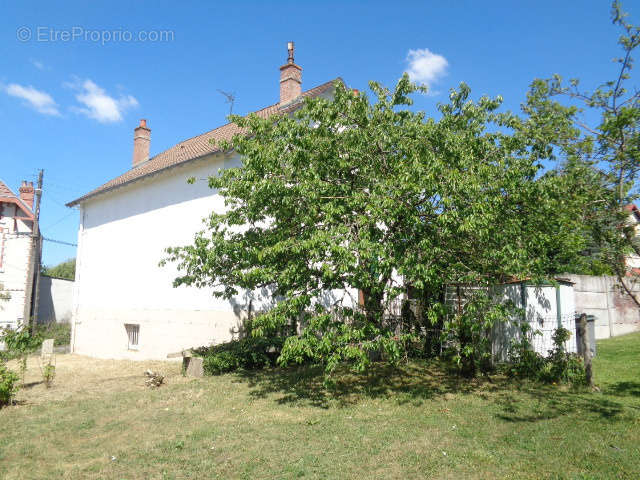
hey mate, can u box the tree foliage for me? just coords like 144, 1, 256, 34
165, 70, 600, 377
41, 258, 76, 281
523, 1, 640, 283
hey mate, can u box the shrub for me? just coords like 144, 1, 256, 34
34, 322, 71, 346
440, 293, 515, 377
506, 325, 586, 385
0, 326, 41, 384
1, 326, 42, 360
0, 363, 19, 406
42, 364, 56, 388
195, 335, 286, 375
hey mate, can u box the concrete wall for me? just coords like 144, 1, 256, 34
564, 274, 640, 339
0, 204, 33, 331
37, 276, 74, 324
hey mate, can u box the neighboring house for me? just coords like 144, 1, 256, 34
0, 180, 35, 331
624, 203, 640, 271
67, 45, 349, 359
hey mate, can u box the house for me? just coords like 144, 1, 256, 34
0, 180, 36, 332
67, 44, 346, 359
624, 203, 640, 271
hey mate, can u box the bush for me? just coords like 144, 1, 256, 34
42, 364, 56, 388
506, 326, 587, 385
0, 326, 42, 385
439, 293, 515, 377
0, 326, 42, 360
0, 363, 19, 406
194, 335, 286, 375
34, 322, 71, 346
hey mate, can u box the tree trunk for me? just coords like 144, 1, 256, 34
577, 313, 594, 387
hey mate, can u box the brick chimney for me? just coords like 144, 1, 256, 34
132, 119, 151, 167
18, 181, 34, 210
279, 41, 302, 106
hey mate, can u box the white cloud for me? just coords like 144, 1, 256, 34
68, 79, 138, 123
30, 59, 46, 70
405, 48, 449, 86
5, 83, 61, 116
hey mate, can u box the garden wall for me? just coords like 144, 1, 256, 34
564, 274, 640, 340
37, 276, 74, 324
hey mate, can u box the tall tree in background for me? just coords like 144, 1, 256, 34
525, 2, 639, 294
41, 259, 76, 281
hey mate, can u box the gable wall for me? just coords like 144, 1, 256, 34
71, 153, 264, 359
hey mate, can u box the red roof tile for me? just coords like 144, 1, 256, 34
67, 79, 340, 207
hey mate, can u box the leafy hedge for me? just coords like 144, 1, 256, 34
505, 327, 587, 385
34, 322, 71, 347
193, 335, 287, 375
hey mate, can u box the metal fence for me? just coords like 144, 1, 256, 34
526, 313, 578, 356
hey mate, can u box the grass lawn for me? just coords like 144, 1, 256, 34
0, 333, 639, 479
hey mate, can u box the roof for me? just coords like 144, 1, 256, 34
0, 179, 34, 220
624, 203, 640, 221
67, 78, 340, 207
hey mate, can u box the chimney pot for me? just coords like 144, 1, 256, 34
133, 119, 151, 167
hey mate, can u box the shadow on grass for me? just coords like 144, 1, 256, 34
605, 381, 640, 398
236, 360, 511, 409
493, 386, 626, 423
21, 380, 44, 389
232, 360, 631, 423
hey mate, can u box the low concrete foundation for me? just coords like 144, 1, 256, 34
71, 307, 243, 360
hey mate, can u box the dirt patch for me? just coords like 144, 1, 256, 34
7, 354, 188, 405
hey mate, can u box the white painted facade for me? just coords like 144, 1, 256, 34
72, 153, 247, 359
71, 150, 359, 359
0, 204, 34, 332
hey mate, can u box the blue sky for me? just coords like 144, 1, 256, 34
0, 0, 637, 266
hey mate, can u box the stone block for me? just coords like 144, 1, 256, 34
184, 356, 204, 378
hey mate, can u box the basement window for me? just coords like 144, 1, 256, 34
125, 324, 140, 350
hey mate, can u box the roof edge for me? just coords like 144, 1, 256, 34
66, 78, 342, 208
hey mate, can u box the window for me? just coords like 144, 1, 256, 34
125, 324, 140, 350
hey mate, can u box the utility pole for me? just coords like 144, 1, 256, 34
30, 169, 43, 334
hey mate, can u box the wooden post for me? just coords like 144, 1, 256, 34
577, 313, 593, 387
30, 169, 44, 334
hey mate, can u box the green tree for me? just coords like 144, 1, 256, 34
523, 2, 639, 288
41, 258, 76, 281
165, 75, 599, 377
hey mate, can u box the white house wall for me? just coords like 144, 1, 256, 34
72, 153, 261, 359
